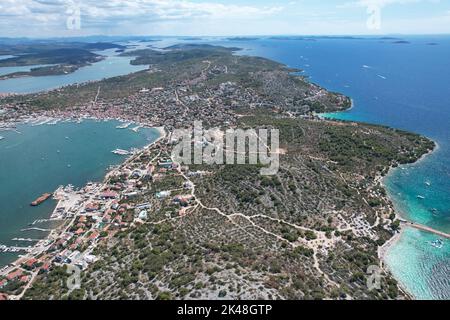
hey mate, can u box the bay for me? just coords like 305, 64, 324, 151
0, 120, 159, 267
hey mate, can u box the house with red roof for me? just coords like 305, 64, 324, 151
40, 263, 51, 273
88, 232, 99, 240
85, 202, 100, 212
6, 269, 23, 281
100, 190, 118, 200
24, 258, 38, 270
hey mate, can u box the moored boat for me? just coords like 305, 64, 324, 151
30, 193, 52, 206
116, 122, 132, 129
112, 148, 131, 155
430, 239, 444, 249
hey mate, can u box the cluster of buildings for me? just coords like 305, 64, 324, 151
0, 62, 271, 133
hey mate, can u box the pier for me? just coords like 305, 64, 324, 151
400, 220, 450, 239
20, 227, 52, 232
0, 244, 33, 253
30, 218, 62, 225
12, 238, 39, 242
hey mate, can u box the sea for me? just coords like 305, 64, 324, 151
0, 36, 448, 299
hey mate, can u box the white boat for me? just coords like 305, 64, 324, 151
430, 208, 439, 216
116, 122, 132, 129
430, 239, 444, 249
0, 136, 4, 141
417, 195, 425, 200
130, 125, 142, 132
47, 119, 59, 125
425, 181, 431, 186
112, 149, 131, 155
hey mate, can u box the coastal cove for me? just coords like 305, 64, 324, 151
0, 119, 160, 267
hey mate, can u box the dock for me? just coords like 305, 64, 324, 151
0, 244, 33, 253
20, 227, 52, 232
401, 220, 450, 239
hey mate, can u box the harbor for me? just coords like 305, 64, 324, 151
0, 119, 160, 268
0, 127, 165, 299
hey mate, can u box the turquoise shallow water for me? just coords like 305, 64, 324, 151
0, 120, 159, 267
382, 146, 450, 299
384, 228, 449, 300
325, 110, 450, 299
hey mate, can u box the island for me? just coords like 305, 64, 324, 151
0, 44, 435, 300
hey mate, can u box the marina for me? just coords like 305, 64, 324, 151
0, 119, 160, 268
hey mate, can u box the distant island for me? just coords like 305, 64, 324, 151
227, 37, 260, 41
0, 42, 126, 80
392, 40, 411, 44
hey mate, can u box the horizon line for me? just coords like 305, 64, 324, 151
1, 33, 450, 40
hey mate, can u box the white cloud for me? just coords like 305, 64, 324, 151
339, 0, 440, 9
0, 0, 448, 37
0, 0, 283, 21
0, 0, 285, 36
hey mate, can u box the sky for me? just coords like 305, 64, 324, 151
0, 0, 449, 37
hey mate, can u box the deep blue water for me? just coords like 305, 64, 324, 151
201, 36, 450, 299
